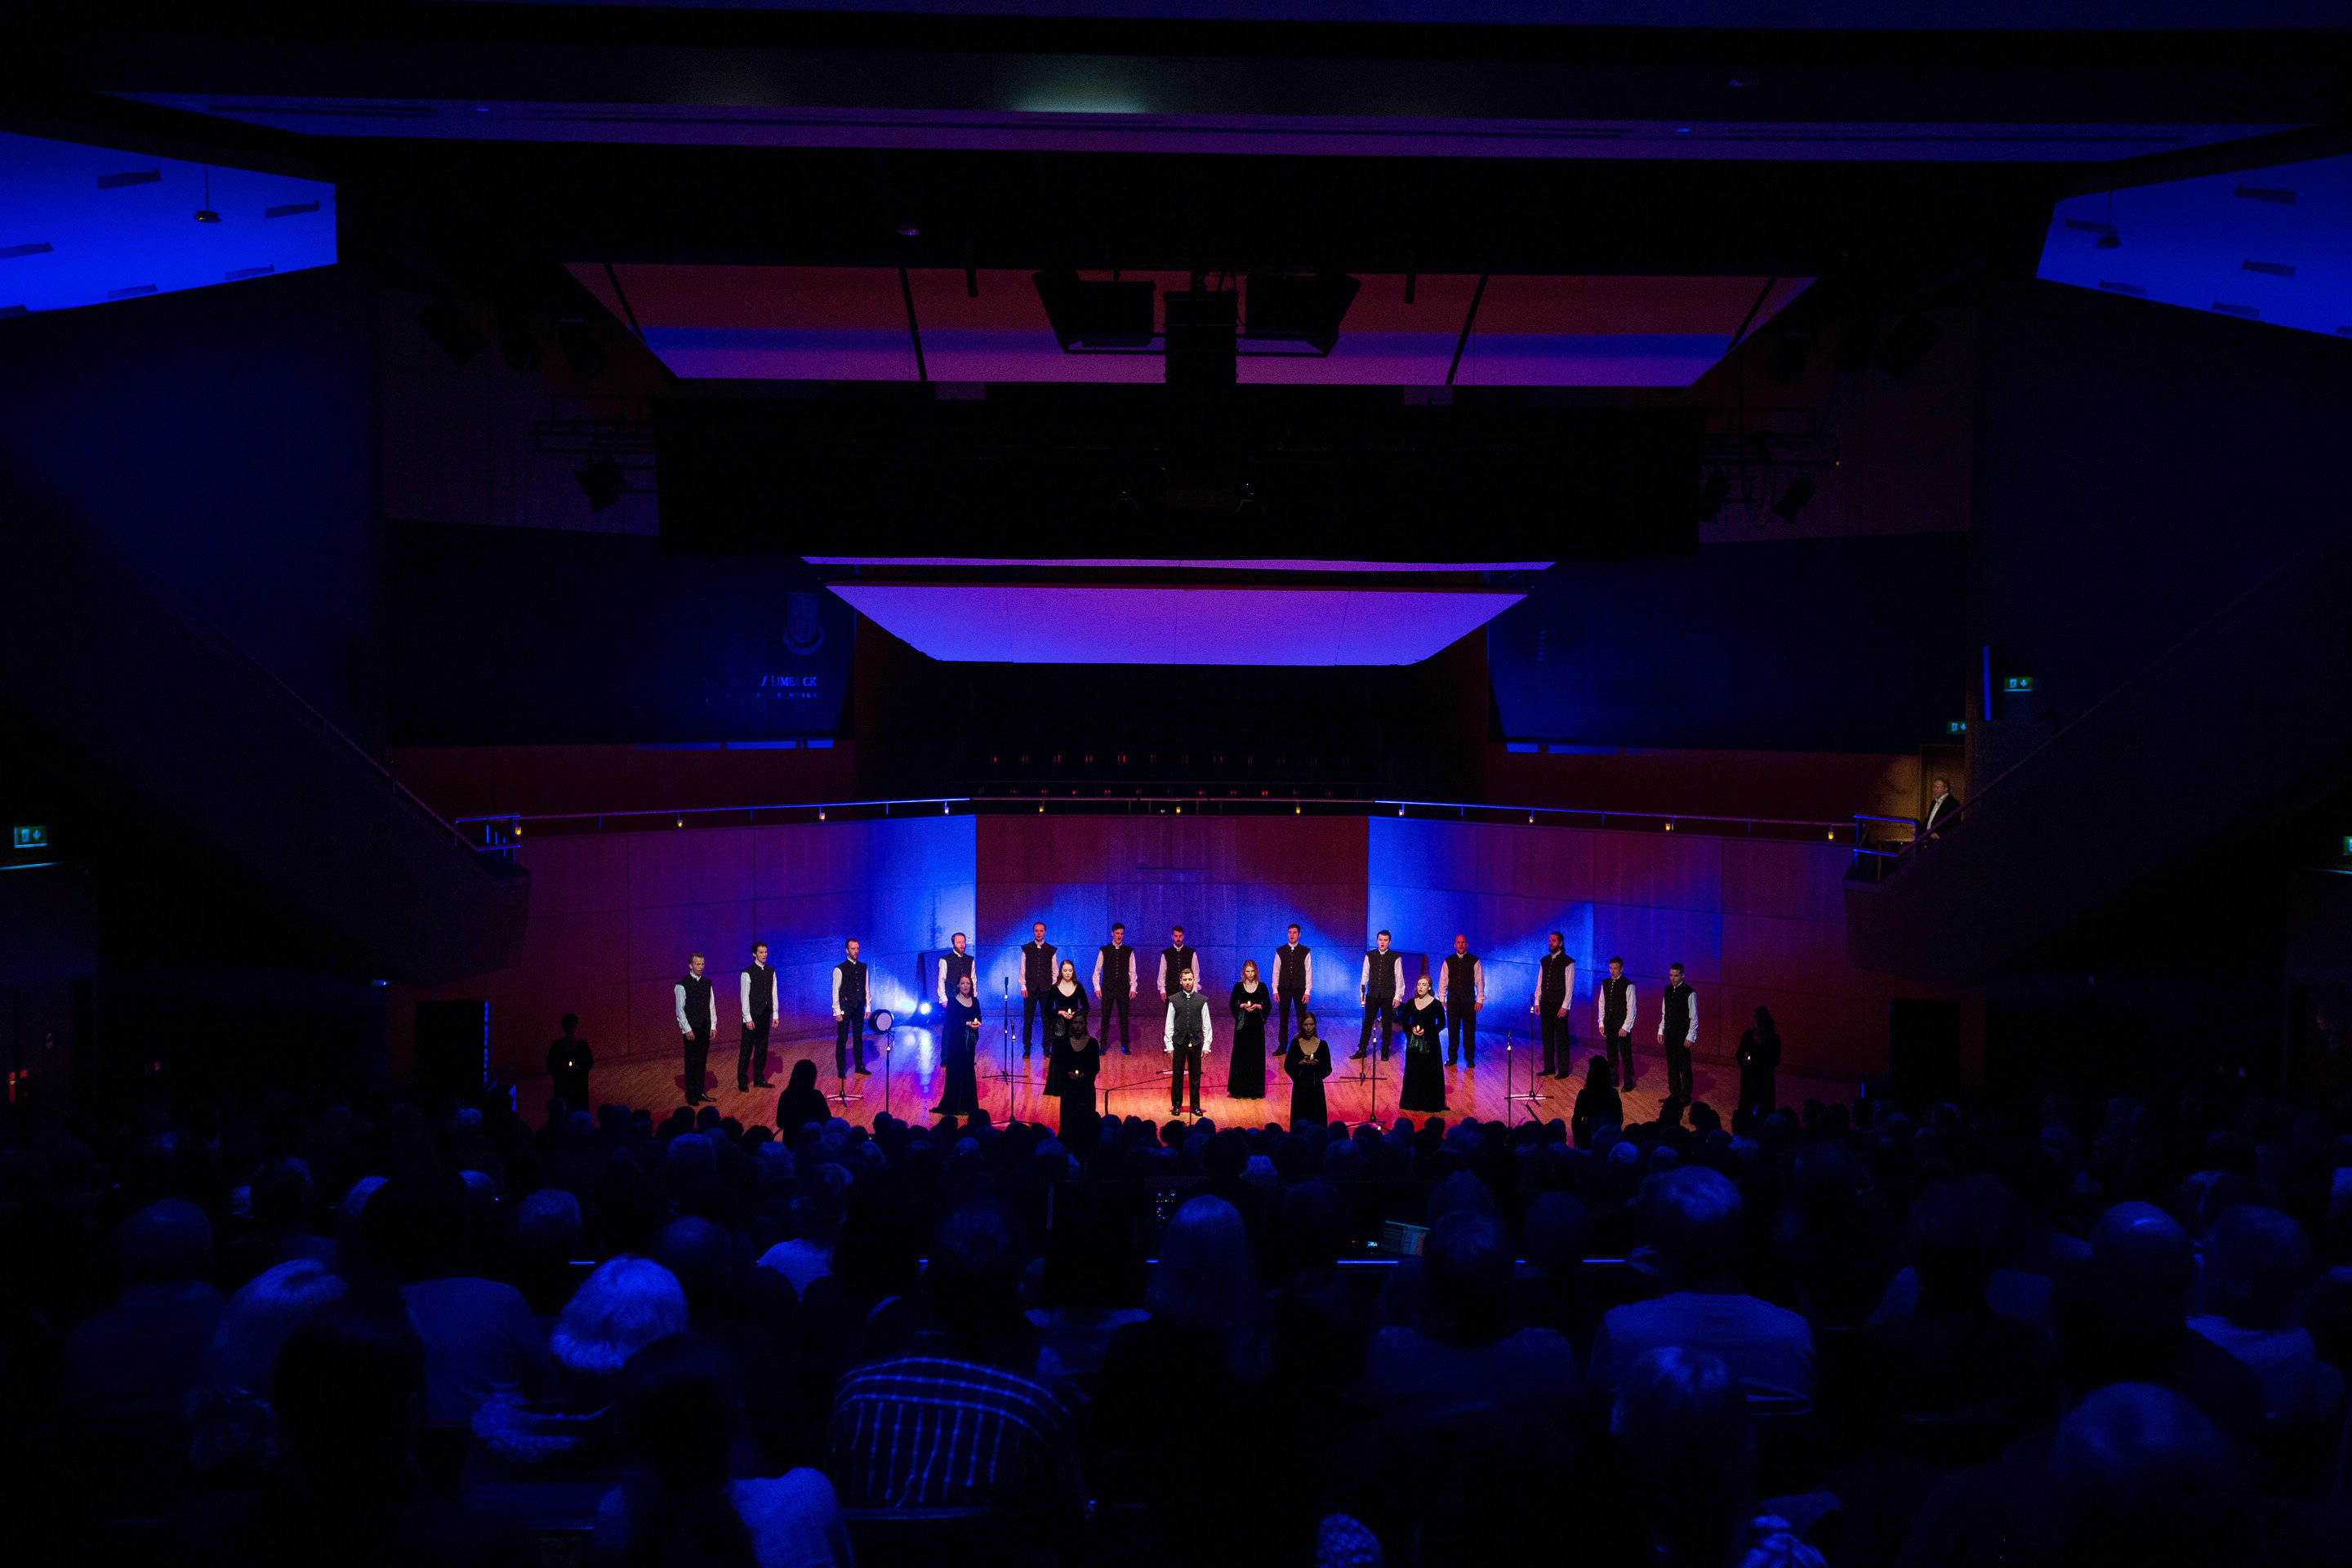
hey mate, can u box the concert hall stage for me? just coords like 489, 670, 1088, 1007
517, 1030, 1846, 1133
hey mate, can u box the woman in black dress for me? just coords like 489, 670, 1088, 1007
1735, 1004, 1781, 1122
933, 973, 984, 1116
1227, 960, 1271, 1100
1283, 1012, 1333, 1130
1571, 1055, 1622, 1149
1398, 973, 1447, 1112
1059, 1027, 1103, 1151
1043, 960, 1089, 1101
776, 1058, 831, 1138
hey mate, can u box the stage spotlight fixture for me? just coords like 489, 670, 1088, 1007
868, 1009, 894, 1032
919, 1002, 933, 1016
2095, 230, 2122, 249
1032, 269, 1155, 350
1771, 475, 1817, 523
194, 165, 219, 224
575, 457, 626, 513
1244, 273, 1361, 354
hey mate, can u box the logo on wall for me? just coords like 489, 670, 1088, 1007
783, 592, 826, 655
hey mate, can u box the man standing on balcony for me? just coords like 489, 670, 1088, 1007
674, 952, 714, 1106
1922, 777, 1961, 841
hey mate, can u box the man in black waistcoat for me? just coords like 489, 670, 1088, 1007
672, 952, 714, 1106
1658, 962, 1699, 1102
1596, 956, 1637, 1089
1437, 934, 1485, 1068
936, 931, 975, 1008
1164, 968, 1214, 1114
832, 938, 871, 1077
1270, 924, 1312, 1058
1018, 922, 1056, 1060
738, 941, 779, 1092
1157, 925, 1200, 1006
1354, 930, 1402, 1062
1534, 933, 1575, 1079
1094, 923, 1138, 1054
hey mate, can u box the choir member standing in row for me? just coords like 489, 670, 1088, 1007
1285, 1013, 1333, 1128
739, 941, 778, 1093
1437, 933, 1484, 1068
1018, 923, 1056, 1061
1269, 924, 1312, 1058
1399, 974, 1446, 1112
1059, 1027, 1102, 1148
933, 973, 982, 1117
1164, 968, 1212, 1116
1159, 924, 1201, 1004
1044, 960, 1089, 1100
1659, 962, 1699, 1102
1094, 923, 1138, 1054
935, 932, 974, 1008
675, 951, 714, 1106
831, 938, 871, 1077
1534, 933, 1575, 1079
1354, 929, 1402, 1062
1227, 961, 1270, 1100
1596, 955, 1635, 1088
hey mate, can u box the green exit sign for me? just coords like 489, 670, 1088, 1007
2002, 675, 2036, 694
1944, 719, 1967, 736
11, 826, 47, 851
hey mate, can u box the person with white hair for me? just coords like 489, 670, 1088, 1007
472, 1255, 689, 1481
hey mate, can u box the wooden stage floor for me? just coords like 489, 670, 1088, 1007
524, 1024, 1849, 1132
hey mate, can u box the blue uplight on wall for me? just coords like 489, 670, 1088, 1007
0, 133, 336, 318
2038, 153, 2352, 342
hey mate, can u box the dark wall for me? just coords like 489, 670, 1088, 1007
0, 267, 381, 742
1488, 533, 1971, 751
384, 521, 856, 745
1972, 281, 2352, 730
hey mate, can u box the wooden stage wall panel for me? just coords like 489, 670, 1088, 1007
394, 814, 1949, 1091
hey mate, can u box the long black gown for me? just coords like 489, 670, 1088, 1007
1283, 1035, 1332, 1129
1399, 996, 1447, 1111
938, 996, 982, 1115
1058, 1033, 1102, 1149
1227, 982, 1271, 1098
1043, 982, 1089, 1098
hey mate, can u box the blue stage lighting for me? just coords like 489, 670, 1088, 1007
919, 1002, 933, 1016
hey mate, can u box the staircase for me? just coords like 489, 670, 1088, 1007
1846, 527, 2352, 987
2, 465, 527, 986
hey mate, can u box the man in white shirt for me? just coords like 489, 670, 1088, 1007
1269, 924, 1312, 1058
1353, 930, 1403, 1062
1657, 962, 1698, 1102
1436, 934, 1485, 1068
1922, 777, 1961, 841
1164, 968, 1213, 1115
937, 932, 975, 1007
1093, 923, 1138, 1055
1596, 956, 1636, 1088
738, 941, 779, 1093
674, 952, 715, 1106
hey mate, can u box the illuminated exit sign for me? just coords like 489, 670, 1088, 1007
2002, 675, 2036, 694
11, 826, 47, 850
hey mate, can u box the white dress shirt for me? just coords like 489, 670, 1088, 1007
674, 978, 701, 1035
1164, 995, 1214, 1053
741, 963, 778, 1025
1157, 951, 1205, 996
1531, 955, 1576, 1015
1597, 981, 1638, 1036
1436, 956, 1485, 1008
1658, 987, 1699, 1044
1092, 942, 1138, 998
1271, 942, 1312, 998
935, 951, 971, 1004
1360, 951, 1402, 996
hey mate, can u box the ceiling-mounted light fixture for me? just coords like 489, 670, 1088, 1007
194, 166, 220, 224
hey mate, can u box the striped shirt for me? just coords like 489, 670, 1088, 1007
826, 1348, 1072, 1510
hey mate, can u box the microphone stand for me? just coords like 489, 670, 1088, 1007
831, 1014, 866, 1108
1346, 992, 1385, 1129
1508, 1001, 1547, 1125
